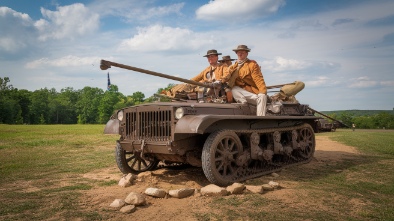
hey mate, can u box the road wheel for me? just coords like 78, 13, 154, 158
298, 124, 315, 159
115, 142, 159, 174
202, 130, 243, 186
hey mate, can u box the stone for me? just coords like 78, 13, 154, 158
118, 178, 131, 187
124, 192, 146, 206
268, 181, 280, 189
262, 184, 274, 191
118, 173, 135, 187
169, 188, 195, 199
109, 199, 125, 208
226, 183, 245, 194
145, 187, 167, 198
200, 184, 228, 196
120, 205, 136, 213
245, 185, 264, 194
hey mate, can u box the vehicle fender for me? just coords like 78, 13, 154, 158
174, 115, 218, 134
104, 119, 119, 134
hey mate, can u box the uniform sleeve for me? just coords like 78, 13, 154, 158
191, 68, 207, 82
250, 62, 267, 94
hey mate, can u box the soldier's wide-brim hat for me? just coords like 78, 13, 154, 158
219, 55, 236, 62
203, 49, 222, 57
233, 45, 251, 52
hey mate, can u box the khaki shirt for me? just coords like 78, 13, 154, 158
191, 64, 229, 83
227, 60, 267, 94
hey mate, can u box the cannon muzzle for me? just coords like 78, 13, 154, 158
100, 60, 111, 70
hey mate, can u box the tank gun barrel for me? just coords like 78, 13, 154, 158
100, 59, 212, 88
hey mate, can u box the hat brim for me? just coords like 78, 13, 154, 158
203, 53, 222, 57
219, 59, 236, 62
233, 49, 250, 52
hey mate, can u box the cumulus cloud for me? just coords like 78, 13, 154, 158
262, 56, 311, 72
349, 76, 378, 88
0, 7, 36, 52
196, 0, 285, 21
261, 56, 339, 74
34, 3, 99, 41
25, 55, 101, 69
119, 25, 215, 52
90, 0, 184, 22
305, 76, 330, 87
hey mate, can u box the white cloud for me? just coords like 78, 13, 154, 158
34, 3, 99, 41
0, 7, 35, 52
25, 55, 102, 69
89, 0, 184, 22
119, 25, 214, 52
138, 3, 184, 20
261, 56, 312, 72
196, 0, 285, 21
304, 76, 330, 87
349, 76, 378, 88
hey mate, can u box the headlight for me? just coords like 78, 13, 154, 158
117, 110, 124, 121
175, 108, 184, 119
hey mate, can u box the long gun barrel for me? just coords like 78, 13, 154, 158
100, 59, 212, 88
100, 59, 297, 90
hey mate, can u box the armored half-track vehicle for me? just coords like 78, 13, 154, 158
101, 60, 320, 186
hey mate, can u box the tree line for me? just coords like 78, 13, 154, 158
1, 76, 393, 128
325, 111, 394, 130
0, 77, 172, 124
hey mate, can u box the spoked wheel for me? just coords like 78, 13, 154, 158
297, 124, 315, 159
115, 142, 159, 174
202, 130, 243, 186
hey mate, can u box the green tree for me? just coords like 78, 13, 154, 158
131, 91, 145, 104
29, 88, 50, 124
15, 89, 31, 124
98, 85, 125, 124
76, 86, 104, 124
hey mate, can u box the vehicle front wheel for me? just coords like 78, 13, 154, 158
115, 142, 159, 174
202, 130, 243, 186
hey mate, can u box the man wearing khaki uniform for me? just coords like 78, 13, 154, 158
191, 49, 229, 101
227, 45, 267, 116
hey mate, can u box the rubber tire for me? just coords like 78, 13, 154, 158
202, 130, 243, 186
115, 142, 159, 174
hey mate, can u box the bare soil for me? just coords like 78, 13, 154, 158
81, 136, 360, 220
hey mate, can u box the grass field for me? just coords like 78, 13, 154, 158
0, 125, 393, 220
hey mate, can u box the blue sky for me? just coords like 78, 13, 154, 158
1, 0, 393, 111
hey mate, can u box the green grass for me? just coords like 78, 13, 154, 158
324, 129, 394, 156
0, 124, 116, 220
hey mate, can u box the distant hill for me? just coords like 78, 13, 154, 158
321, 110, 394, 116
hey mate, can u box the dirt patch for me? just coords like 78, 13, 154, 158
81, 136, 361, 220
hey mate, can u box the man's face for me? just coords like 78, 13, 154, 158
207, 54, 218, 65
236, 50, 248, 61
